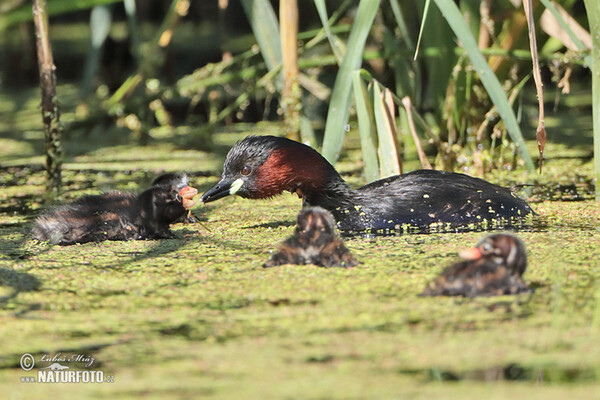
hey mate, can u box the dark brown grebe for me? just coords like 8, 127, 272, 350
201, 135, 533, 231
33, 173, 198, 245
264, 207, 359, 268
420, 233, 531, 297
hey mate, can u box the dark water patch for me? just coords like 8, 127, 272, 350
267, 298, 320, 307
0, 194, 40, 216
1, 167, 214, 189
202, 297, 253, 311
408, 363, 599, 383
528, 177, 595, 202
0, 221, 30, 228
0, 165, 45, 186
305, 354, 335, 364
245, 220, 296, 230
158, 323, 193, 338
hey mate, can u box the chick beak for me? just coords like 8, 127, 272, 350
179, 185, 199, 210
458, 246, 483, 260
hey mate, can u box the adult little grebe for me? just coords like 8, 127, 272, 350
201, 135, 533, 231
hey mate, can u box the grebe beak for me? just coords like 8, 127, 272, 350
179, 185, 199, 209
201, 178, 243, 203
458, 246, 483, 260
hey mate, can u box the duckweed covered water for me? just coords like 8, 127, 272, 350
1, 119, 599, 397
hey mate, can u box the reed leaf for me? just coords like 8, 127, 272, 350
240, 0, 282, 86
352, 70, 379, 182
373, 83, 401, 177
313, 0, 345, 64
321, 0, 381, 164
414, 0, 432, 60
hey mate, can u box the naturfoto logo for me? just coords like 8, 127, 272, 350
19, 353, 114, 384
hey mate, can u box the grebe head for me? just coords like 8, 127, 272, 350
296, 207, 336, 237
459, 233, 527, 274
152, 173, 198, 210
201, 136, 339, 203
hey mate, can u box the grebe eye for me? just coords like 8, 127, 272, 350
241, 166, 251, 176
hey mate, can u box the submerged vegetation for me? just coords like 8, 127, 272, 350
0, 0, 598, 398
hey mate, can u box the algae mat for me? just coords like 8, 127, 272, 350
0, 137, 599, 399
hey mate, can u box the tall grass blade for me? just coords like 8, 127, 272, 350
305, 0, 354, 52
313, 0, 345, 63
433, 0, 535, 172
321, 0, 381, 164
414, 0, 432, 60
240, 0, 282, 87
352, 70, 379, 182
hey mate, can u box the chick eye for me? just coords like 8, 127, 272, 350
241, 166, 251, 176
482, 243, 492, 252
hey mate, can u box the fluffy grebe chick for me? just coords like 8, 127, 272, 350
33, 173, 198, 245
201, 135, 533, 231
264, 207, 359, 268
420, 233, 531, 297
